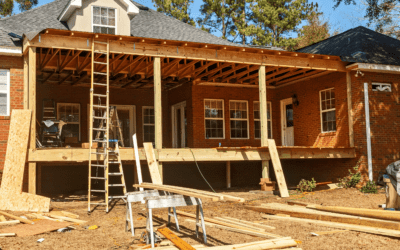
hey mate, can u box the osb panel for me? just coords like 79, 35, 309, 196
0, 110, 31, 193
0, 219, 71, 237
0, 192, 50, 212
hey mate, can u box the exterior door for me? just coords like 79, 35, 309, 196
281, 98, 294, 146
172, 101, 187, 148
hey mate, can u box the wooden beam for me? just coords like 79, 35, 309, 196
208, 64, 247, 82
23, 53, 28, 109
265, 68, 299, 85
29, 33, 346, 71
154, 57, 163, 180
114, 55, 144, 75
267, 140, 289, 197
192, 61, 218, 78
40, 49, 59, 70
195, 63, 232, 80
28, 47, 36, 195
59, 50, 82, 72
157, 227, 196, 250
222, 65, 258, 82
226, 161, 231, 188
259, 66, 269, 180
163, 58, 182, 76
346, 71, 354, 147
143, 143, 163, 184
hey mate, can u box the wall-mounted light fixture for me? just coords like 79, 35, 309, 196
292, 94, 299, 107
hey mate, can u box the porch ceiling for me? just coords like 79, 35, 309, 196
31, 29, 346, 89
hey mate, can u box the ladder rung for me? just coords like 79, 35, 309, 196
109, 196, 126, 199
93, 140, 107, 143
91, 190, 107, 193
93, 116, 106, 119
93, 105, 107, 109
91, 152, 106, 155
93, 128, 107, 131
91, 177, 107, 180
93, 83, 107, 86
91, 164, 107, 167
109, 173, 122, 176
93, 94, 107, 98
94, 50, 107, 54
109, 184, 125, 187
90, 203, 107, 206
94, 61, 108, 65
94, 72, 107, 76
108, 161, 120, 164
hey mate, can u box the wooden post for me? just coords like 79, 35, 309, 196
346, 72, 354, 147
259, 65, 269, 178
154, 57, 163, 182
28, 47, 36, 194
226, 161, 231, 188
23, 53, 29, 109
364, 82, 373, 181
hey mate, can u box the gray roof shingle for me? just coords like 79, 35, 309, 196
297, 26, 400, 66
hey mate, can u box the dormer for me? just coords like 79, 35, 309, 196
58, 0, 139, 36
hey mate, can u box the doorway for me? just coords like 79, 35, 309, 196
172, 101, 187, 148
280, 98, 294, 146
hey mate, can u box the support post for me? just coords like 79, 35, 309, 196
28, 47, 36, 194
259, 65, 269, 178
346, 72, 354, 147
154, 57, 163, 182
364, 82, 373, 181
23, 53, 29, 109
226, 161, 231, 188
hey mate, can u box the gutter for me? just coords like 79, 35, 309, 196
0, 46, 22, 56
347, 63, 400, 74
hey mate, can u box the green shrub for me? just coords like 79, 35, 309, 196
360, 181, 378, 194
297, 178, 316, 192
338, 164, 362, 188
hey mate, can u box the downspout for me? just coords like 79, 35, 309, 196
363, 82, 373, 181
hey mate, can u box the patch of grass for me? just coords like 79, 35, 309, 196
360, 181, 378, 194
338, 162, 362, 188
297, 178, 316, 192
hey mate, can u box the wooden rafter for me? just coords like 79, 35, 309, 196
113, 54, 129, 75
162, 59, 182, 76
41, 48, 51, 68
129, 58, 146, 76
222, 65, 258, 83
60, 51, 82, 72
276, 70, 322, 86
208, 64, 247, 82
176, 60, 199, 77
114, 55, 144, 75
267, 68, 308, 85
59, 50, 72, 71
41, 49, 60, 70
71, 73, 88, 86
58, 72, 73, 85
192, 61, 218, 78
264, 68, 294, 83
196, 63, 233, 80
41, 71, 56, 84
122, 75, 144, 88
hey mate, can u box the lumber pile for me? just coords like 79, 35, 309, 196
247, 202, 400, 238
133, 183, 245, 203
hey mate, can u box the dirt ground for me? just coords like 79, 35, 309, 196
1, 186, 399, 250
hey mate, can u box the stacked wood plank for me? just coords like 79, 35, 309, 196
246, 203, 400, 238
133, 183, 245, 202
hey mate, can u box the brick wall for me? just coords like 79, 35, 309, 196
0, 56, 24, 170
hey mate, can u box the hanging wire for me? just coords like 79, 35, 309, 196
189, 149, 216, 193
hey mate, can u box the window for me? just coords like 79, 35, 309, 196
230, 101, 249, 139
57, 103, 80, 140
254, 101, 272, 139
93, 6, 116, 35
372, 82, 391, 92
204, 99, 224, 139
320, 88, 336, 132
0, 70, 10, 116
143, 107, 155, 143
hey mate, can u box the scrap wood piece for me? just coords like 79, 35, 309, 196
50, 211, 79, 219
0, 220, 20, 226
133, 184, 219, 202
185, 219, 280, 239
246, 203, 400, 230
140, 182, 245, 202
157, 227, 195, 250
0, 215, 6, 222
262, 214, 400, 238
143, 143, 163, 184
176, 211, 280, 238
308, 204, 400, 222
0, 211, 34, 224
0, 233, 16, 237
0, 219, 72, 237
286, 201, 309, 207
41, 214, 87, 224
221, 217, 276, 230
311, 230, 349, 236
0, 110, 50, 212
213, 217, 266, 232
267, 140, 289, 198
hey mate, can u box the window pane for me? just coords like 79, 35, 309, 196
93, 26, 101, 33
108, 28, 116, 35
101, 7, 107, 16
101, 16, 108, 25
109, 8, 115, 17
93, 7, 100, 15
0, 93, 6, 115
101, 27, 108, 34
109, 18, 116, 26
93, 15, 100, 25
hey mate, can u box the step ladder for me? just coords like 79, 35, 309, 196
40, 99, 62, 147
88, 38, 127, 213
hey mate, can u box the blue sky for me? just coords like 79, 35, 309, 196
19, 0, 368, 37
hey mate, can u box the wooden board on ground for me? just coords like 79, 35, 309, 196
213, 217, 266, 232
267, 140, 289, 197
0, 211, 33, 224
157, 227, 195, 250
176, 210, 280, 238
221, 217, 275, 230
311, 230, 349, 236
143, 143, 163, 184
263, 214, 400, 238
308, 204, 400, 222
0, 233, 16, 237
0, 110, 50, 212
0, 219, 71, 237
41, 214, 87, 224
0, 220, 20, 226
246, 203, 400, 230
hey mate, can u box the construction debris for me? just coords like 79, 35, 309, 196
0, 233, 16, 237
310, 230, 349, 236
0, 219, 72, 237
157, 227, 195, 250
0, 211, 34, 224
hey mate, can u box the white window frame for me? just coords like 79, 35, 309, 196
91, 6, 118, 35
204, 99, 225, 139
319, 88, 336, 133
87, 104, 136, 146
229, 100, 249, 139
372, 82, 392, 92
57, 103, 81, 141
254, 101, 272, 139
142, 106, 155, 144
0, 70, 10, 116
